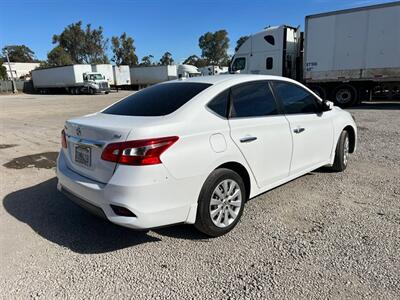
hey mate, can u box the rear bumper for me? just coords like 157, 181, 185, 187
56, 151, 201, 229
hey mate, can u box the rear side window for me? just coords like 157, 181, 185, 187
207, 89, 229, 118
264, 35, 275, 45
230, 82, 278, 118
272, 81, 318, 114
266, 57, 273, 70
103, 82, 211, 116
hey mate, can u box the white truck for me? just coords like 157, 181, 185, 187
177, 64, 201, 78
32, 64, 110, 94
230, 2, 400, 106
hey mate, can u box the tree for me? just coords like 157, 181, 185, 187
183, 54, 207, 68
198, 30, 230, 66
235, 35, 249, 52
83, 24, 109, 64
111, 32, 138, 66
45, 46, 73, 67
159, 52, 174, 65
51, 21, 108, 64
1, 45, 36, 62
140, 55, 154, 66
0, 58, 7, 79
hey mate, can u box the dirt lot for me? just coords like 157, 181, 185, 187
0, 92, 399, 299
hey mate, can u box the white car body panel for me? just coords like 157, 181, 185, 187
229, 116, 292, 188
57, 74, 357, 230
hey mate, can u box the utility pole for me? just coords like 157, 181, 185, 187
5, 48, 17, 93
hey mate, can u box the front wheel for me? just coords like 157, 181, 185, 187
195, 168, 246, 237
331, 130, 350, 172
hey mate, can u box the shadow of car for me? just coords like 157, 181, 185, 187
3, 177, 160, 254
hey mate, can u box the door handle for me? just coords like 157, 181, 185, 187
240, 136, 258, 143
293, 127, 305, 134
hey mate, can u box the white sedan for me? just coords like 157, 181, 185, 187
57, 75, 357, 237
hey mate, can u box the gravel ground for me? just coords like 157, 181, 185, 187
0, 92, 399, 299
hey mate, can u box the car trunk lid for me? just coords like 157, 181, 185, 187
63, 113, 134, 183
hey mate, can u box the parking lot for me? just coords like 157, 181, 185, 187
0, 92, 399, 299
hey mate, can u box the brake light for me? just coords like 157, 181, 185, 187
101, 136, 179, 166
61, 129, 67, 149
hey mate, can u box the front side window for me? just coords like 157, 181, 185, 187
89, 74, 103, 80
103, 82, 211, 116
207, 89, 229, 118
230, 82, 278, 118
272, 81, 319, 114
231, 57, 246, 72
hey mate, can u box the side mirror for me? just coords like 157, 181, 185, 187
321, 100, 334, 111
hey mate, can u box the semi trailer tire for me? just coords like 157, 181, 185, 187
331, 84, 357, 107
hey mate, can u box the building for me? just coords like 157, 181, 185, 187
2, 62, 40, 80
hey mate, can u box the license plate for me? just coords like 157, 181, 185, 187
75, 146, 91, 167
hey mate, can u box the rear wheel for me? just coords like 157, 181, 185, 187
331, 130, 350, 172
195, 168, 246, 237
332, 84, 357, 107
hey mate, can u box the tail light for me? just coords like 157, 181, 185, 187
61, 129, 67, 149
101, 136, 179, 166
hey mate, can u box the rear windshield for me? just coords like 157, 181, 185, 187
103, 82, 212, 116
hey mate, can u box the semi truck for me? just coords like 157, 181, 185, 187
177, 64, 201, 78
32, 64, 110, 94
230, 1, 400, 106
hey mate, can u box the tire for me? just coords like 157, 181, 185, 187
195, 168, 246, 237
105, 91, 109, 95
331, 84, 357, 107
89, 88, 95, 95
331, 130, 350, 172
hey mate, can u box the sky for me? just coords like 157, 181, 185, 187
0, 0, 395, 63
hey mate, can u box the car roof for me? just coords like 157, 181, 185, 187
169, 74, 294, 85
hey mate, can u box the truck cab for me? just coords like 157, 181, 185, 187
177, 64, 201, 79
230, 25, 302, 81
83, 72, 110, 94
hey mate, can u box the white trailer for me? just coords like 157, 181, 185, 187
230, 1, 400, 106
112, 65, 131, 86
92, 64, 114, 86
130, 65, 177, 87
304, 2, 400, 105
32, 64, 110, 94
